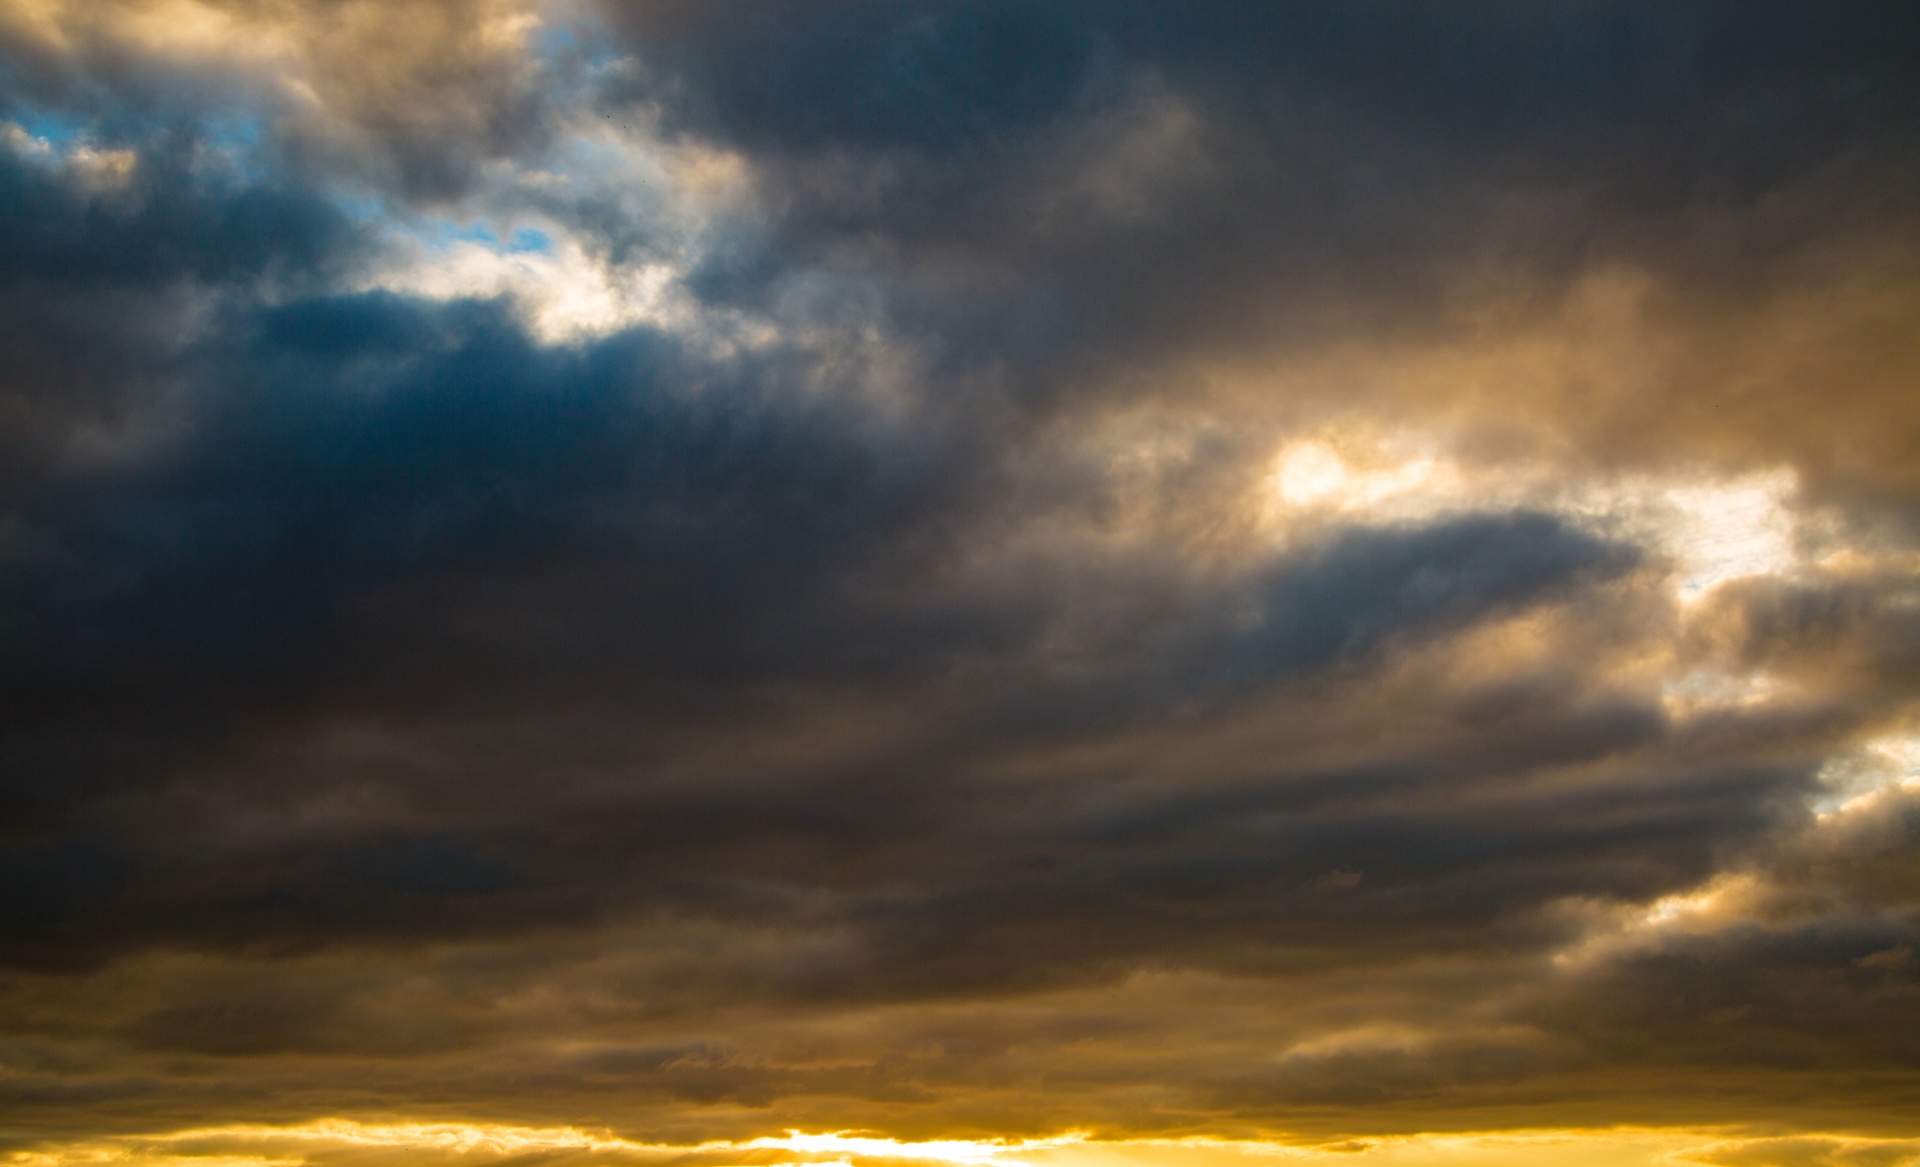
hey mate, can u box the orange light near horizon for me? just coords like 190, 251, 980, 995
9, 1121, 1920, 1167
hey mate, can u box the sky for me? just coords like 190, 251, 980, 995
0, 3, 1918, 1167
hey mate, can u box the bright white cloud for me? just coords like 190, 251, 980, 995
1815, 732, 1920, 818
1660, 472, 1799, 598
1261, 430, 1812, 602
367, 226, 690, 344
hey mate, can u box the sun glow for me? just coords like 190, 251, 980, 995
1659, 472, 1799, 599
2, 1123, 1092, 1167
754, 1132, 1086, 1165
18, 1121, 1913, 1167
1259, 430, 1816, 604
1266, 437, 1451, 519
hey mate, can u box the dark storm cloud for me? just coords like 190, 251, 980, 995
0, 0, 1917, 1154
610, 1, 1920, 509
1685, 572, 1920, 709
0, 125, 360, 478
613, 2, 1920, 296
0, 295, 1649, 968
624, 2, 1099, 155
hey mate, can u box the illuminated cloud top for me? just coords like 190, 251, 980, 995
0, 5, 1917, 1167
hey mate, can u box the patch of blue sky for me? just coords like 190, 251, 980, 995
433, 220, 504, 247
329, 191, 390, 224
202, 110, 266, 155
9, 106, 89, 148
191, 109, 274, 181
531, 21, 579, 64
508, 227, 553, 253
6, 101, 279, 180
531, 11, 625, 76
397, 215, 558, 256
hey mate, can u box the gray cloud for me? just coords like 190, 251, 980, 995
0, 0, 1917, 1156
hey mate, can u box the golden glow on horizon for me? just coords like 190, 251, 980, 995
9, 1121, 1920, 1167
3, 1122, 1088, 1167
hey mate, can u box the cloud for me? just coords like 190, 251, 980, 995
1682, 1138, 1920, 1167
0, 0, 552, 197
0, 0, 1917, 1156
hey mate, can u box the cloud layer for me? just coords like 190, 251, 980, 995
0, 3, 1917, 1164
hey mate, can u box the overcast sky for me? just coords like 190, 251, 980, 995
1, 4, 1918, 1167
